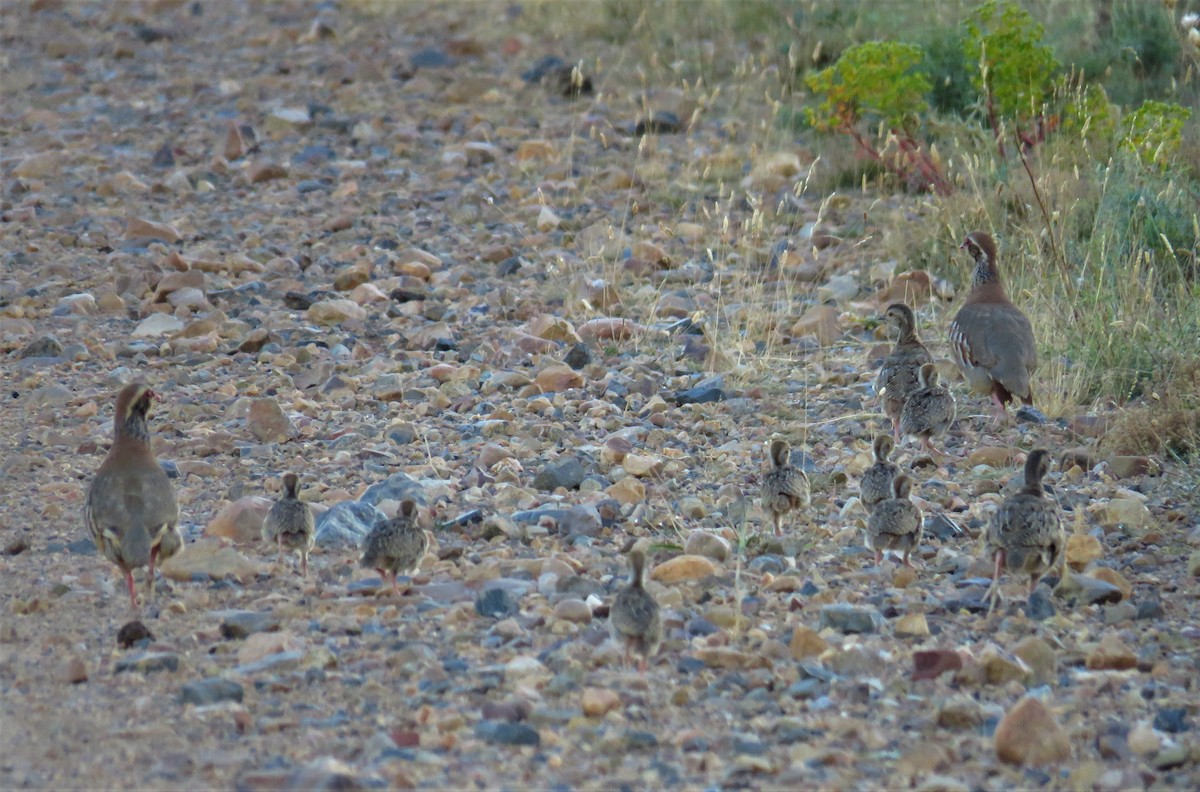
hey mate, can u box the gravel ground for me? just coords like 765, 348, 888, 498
1, 1, 1198, 789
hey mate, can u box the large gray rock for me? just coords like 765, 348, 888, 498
315, 501, 384, 548
359, 472, 426, 507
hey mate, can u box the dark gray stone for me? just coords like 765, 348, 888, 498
115, 651, 180, 674
475, 587, 520, 619
219, 611, 280, 640
557, 504, 602, 537
231, 650, 304, 676
673, 384, 725, 405
533, 457, 585, 491
1015, 405, 1047, 424
180, 678, 244, 705
1025, 588, 1056, 621
359, 472, 425, 507
1154, 707, 1189, 734
18, 335, 63, 359
474, 720, 540, 746
924, 513, 963, 541
818, 604, 883, 634
564, 343, 590, 370
314, 501, 385, 549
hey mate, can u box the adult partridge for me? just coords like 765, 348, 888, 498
864, 474, 923, 567
760, 438, 810, 536
950, 231, 1037, 422
262, 472, 316, 577
876, 302, 933, 439
85, 382, 181, 609
983, 449, 1064, 613
360, 499, 427, 597
610, 539, 662, 675
860, 434, 900, 514
899, 363, 957, 457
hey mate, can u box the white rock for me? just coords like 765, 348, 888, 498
132, 314, 184, 337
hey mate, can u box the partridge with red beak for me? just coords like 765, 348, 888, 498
85, 382, 181, 609
950, 231, 1038, 423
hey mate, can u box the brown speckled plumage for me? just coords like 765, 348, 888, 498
262, 472, 315, 577
899, 363, 957, 457
760, 439, 810, 536
84, 382, 181, 609
610, 540, 662, 674
360, 500, 427, 597
949, 231, 1038, 422
865, 474, 923, 567
983, 449, 1063, 612
876, 303, 933, 439
860, 434, 900, 514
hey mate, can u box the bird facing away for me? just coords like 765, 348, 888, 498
983, 449, 1064, 614
949, 231, 1038, 423
610, 539, 662, 675
864, 474, 923, 567
262, 472, 316, 577
360, 499, 427, 597
860, 434, 900, 514
899, 363, 957, 458
84, 382, 181, 609
876, 302, 933, 440
760, 438, 811, 536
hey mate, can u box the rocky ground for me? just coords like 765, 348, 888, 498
2, 1, 1199, 789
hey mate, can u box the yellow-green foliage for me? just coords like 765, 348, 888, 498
805, 41, 931, 132
1120, 100, 1194, 170
964, 1, 1059, 120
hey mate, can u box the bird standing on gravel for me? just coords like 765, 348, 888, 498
864, 474, 923, 567
983, 449, 1064, 614
860, 434, 900, 514
262, 472, 315, 577
760, 438, 810, 536
84, 382, 181, 609
949, 231, 1038, 423
610, 539, 662, 675
360, 499, 427, 597
876, 302, 933, 440
899, 363, 957, 458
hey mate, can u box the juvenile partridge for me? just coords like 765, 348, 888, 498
899, 363, 957, 458
950, 231, 1037, 423
876, 302, 933, 439
983, 449, 1064, 613
610, 539, 662, 675
864, 474, 923, 567
760, 438, 810, 536
360, 499, 427, 597
262, 472, 316, 577
860, 434, 900, 514
85, 382, 181, 609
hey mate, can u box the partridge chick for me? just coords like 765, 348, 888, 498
983, 449, 1064, 613
865, 474, 923, 567
860, 434, 900, 514
85, 382, 181, 609
876, 302, 933, 439
262, 472, 315, 577
760, 438, 810, 536
899, 363, 957, 457
610, 539, 662, 674
360, 499, 427, 597
950, 231, 1037, 423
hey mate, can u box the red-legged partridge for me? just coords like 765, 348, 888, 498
760, 438, 810, 536
899, 363, 957, 458
860, 434, 900, 514
360, 499, 427, 597
85, 382, 181, 609
865, 474, 923, 567
876, 302, 933, 439
983, 449, 1064, 613
262, 472, 315, 577
950, 231, 1038, 423
610, 539, 662, 675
